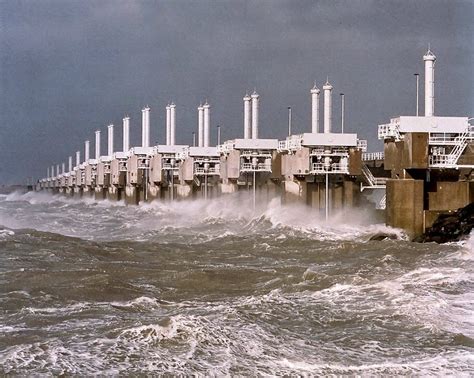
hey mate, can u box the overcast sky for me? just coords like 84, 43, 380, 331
1, 0, 473, 184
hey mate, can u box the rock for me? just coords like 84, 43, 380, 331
369, 232, 399, 241
416, 202, 474, 244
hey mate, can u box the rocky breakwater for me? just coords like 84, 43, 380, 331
414, 203, 474, 243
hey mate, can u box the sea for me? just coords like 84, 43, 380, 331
0, 191, 473, 375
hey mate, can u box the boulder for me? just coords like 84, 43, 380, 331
415, 202, 474, 243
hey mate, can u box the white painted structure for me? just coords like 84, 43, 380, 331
243, 93, 251, 139
107, 124, 114, 156
424, 49, 436, 117
203, 102, 210, 147
311, 84, 320, 133
122, 117, 130, 152
198, 104, 204, 147
68, 156, 72, 172
166, 104, 172, 146
75, 151, 80, 168
170, 103, 176, 146
95, 130, 101, 159
251, 91, 259, 139
85, 140, 90, 162
141, 106, 150, 148
323, 80, 333, 134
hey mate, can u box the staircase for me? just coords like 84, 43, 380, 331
360, 163, 387, 191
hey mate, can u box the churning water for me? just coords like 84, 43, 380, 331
0, 191, 473, 375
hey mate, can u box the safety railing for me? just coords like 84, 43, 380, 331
241, 162, 272, 172
362, 151, 385, 161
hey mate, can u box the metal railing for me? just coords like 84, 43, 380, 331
378, 123, 401, 141
194, 166, 220, 175
361, 163, 387, 188
362, 151, 385, 161
357, 139, 368, 152
311, 162, 349, 174
241, 162, 272, 172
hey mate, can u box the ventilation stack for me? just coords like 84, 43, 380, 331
251, 91, 259, 139
166, 104, 171, 145
95, 130, 101, 159
68, 156, 72, 172
424, 48, 436, 117
122, 116, 130, 152
170, 103, 176, 145
203, 101, 210, 147
85, 140, 90, 161
323, 80, 333, 134
198, 104, 204, 147
62, 163, 65, 174
107, 124, 114, 156
311, 83, 320, 133
243, 93, 251, 139
141, 106, 150, 148
76, 151, 80, 167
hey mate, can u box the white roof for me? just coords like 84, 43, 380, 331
300, 133, 358, 147
113, 151, 129, 159
233, 138, 279, 150
130, 147, 154, 156
188, 146, 219, 157
99, 155, 112, 162
153, 144, 189, 154
385, 116, 469, 133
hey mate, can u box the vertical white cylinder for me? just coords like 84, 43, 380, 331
311, 84, 320, 133
323, 80, 333, 134
166, 105, 171, 145
76, 151, 80, 167
68, 156, 72, 172
243, 93, 251, 139
122, 116, 130, 152
424, 49, 436, 117
198, 104, 204, 147
51, 165, 55, 177
95, 130, 101, 159
107, 124, 114, 156
251, 91, 259, 139
62, 162, 65, 174
142, 106, 150, 147
56, 164, 60, 177
170, 103, 176, 146
47, 167, 50, 179
85, 140, 90, 161
203, 101, 210, 147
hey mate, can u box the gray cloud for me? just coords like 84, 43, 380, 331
1, 0, 473, 184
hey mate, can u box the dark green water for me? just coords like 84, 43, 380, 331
1, 192, 473, 374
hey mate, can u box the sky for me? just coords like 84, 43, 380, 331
0, 0, 473, 184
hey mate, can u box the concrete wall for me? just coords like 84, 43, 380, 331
386, 179, 424, 238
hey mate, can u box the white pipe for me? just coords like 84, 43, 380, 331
47, 167, 50, 179
251, 91, 259, 139
107, 124, 114, 156
62, 163, 65, 174
122, 116, 130, 152
323, 80, 333, 134
198, 104, 204, 147
424, 49, 436, 117
51, 165, 54, 177
56, 164, 60, 177
142, 106, 150, 147
95, 130, 101, 159
170, 103, 176, 146
243, 93, 251, 139
311, 84, 320, 133
76, 151, 80, 167
166, 104, 171, 145
85, 140, 90, 162
203, 101, 210, 147
68, 156, 72, 172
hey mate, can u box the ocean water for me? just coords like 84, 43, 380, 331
0, 191, 473, 375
